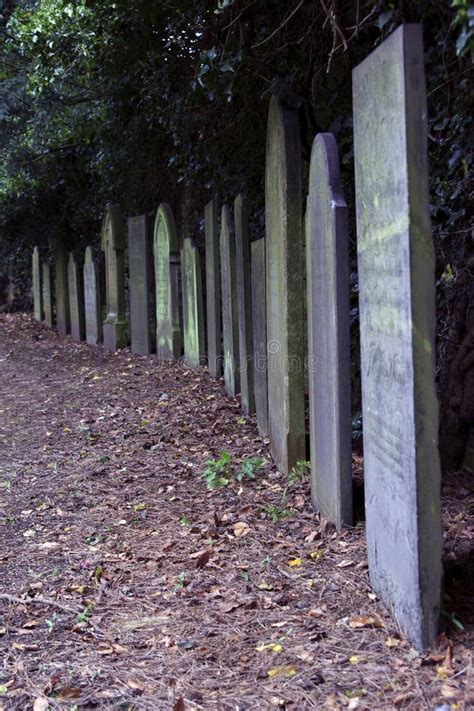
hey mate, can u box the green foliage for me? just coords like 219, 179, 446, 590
201, 451, 265, 488
236, 456, 265, 482
201, 450, 233, 489
260, 504, 295, 523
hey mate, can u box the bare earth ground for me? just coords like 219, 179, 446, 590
0, 314, 473, 711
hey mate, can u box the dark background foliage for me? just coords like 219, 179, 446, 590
0, 0, 472, 464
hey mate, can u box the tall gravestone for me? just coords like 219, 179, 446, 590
84, 246, 102, 345
101, 204, 128, 351
42, 262, 54, 328
251, 238, 268, 438
128, 214, 152, 355
265, 95, 305, 475
353, 24, 441, 649
205, 198, 222, 378
220, 205, 240, 397
153, 204, 182, 360
68, 252, 85, 341
235, 194, 255, 414
306, 133, 352, 529
32, 247, 42, 321
55, 243, 70, 336
181, 237, 205, 368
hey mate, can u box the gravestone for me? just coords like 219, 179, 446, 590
32, 247, 42, 321
84, 246, 102, 345
353, 24, 441, 650
42, 262, 54, 328
101, 204, 128, 351
128, 214, 152, 355
205, 198, 222, 378
235, 194, 254, 414
68, 252, 85, 341
181, 237, 205, 368
55, 243, 70, 336
220, 204, 240, 397
306, 133, 352, 529
265, 95, 305, 474
153, 204, 183, 360
251, 238, 268, 438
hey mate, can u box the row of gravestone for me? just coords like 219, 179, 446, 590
31, 26, 441, 652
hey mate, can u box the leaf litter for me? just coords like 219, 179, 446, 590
0, 314, 473, 710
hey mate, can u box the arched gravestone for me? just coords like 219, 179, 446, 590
205, 198, 222, 378
235, 194, 254, 414
153, 204, 182, 360
101, 204, 128, 352
251, 238, 268, 438
32, 247, 42, 321
306, 133, 352, 529
128, 214, 152, 356
55, 243, 70, 336
84, 247, 102, 345
265, 95, 305, 475
353, 24, 441, 649
220, 204, 240, 397
42, 262, 54, 328
181, 237, 205, 368
68, 251, 85, 341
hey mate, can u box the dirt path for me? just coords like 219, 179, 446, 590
0, 314, 472, 710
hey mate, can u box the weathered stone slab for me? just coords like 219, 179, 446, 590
68, 251, 85, 341
128, 214, 152, 355
32, 247, 42, 321
153, 204, 183, 360
306, 133, 352, 529
101, 204, 128, 351
235, 194, 254, 414
220, 205, 240, 397
181, 237, 205, 368
265, 95, 305, 474
353, 24, 441, 650
42, 262, 54, 328
55, 244, 70, 336
84, 246, 102, 345
251, 238, 268, 438
205, 198, 222, 378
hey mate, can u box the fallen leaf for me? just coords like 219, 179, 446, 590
393, 692, 413, 706
33, 698, 49, 711
349, 615, 383, 629
385, 637, 401, 648
57, 688, 82, 700
336, 559, 353, 568
267, 665, 298, 678
173, 699, 185, 711
258, 582, 274, 590
289, 558, 303, 567
440, 683, 462, 701
194, 549, 212, 569
234, 522, 250, 538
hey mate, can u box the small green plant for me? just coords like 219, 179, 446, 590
175, 571, 187, 590
76, 603, 95, 624
237, 457, 265, 482
261, 504, 295, 523
282, 460, 310, 500
179, 516, 192, 526
201, 451, 233, 489
45, 612, 60, 632
441, 609, 465, 631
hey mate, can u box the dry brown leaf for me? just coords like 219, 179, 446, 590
233, 521, 250, 538
336, 559, 354, 568
349, 615, 383, 629
194, 549, 212, 569
393, 691, 414, 706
